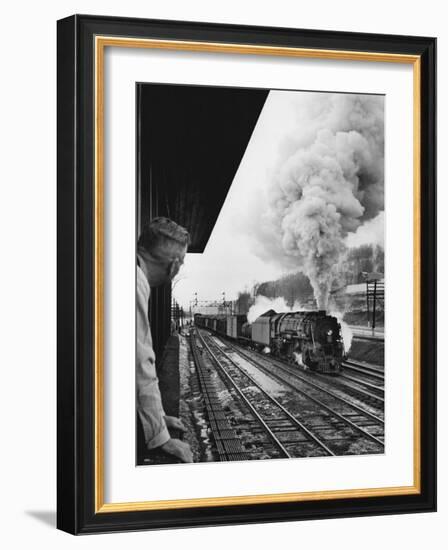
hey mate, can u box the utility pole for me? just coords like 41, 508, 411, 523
366, 280, 370, 326
372, 279, 377, 331
365, 274, 384, 332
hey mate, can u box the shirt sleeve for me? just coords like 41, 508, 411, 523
136, 269, 170, 450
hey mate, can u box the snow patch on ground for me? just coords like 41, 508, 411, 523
230, 353, 288, 398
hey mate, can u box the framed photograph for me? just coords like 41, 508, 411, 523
57, 14, 436, 534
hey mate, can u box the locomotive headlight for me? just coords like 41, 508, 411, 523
327, 330, 333, 336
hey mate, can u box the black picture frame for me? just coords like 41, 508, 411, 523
57, 14, 436, 535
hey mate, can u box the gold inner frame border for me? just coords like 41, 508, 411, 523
94, 35, 421, 513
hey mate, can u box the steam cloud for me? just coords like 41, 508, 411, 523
247, 295, 301, 324
345, 211, 384, 249
254, 93, 384, 310
333, 312, 354, 353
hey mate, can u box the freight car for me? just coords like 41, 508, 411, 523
194, 313, 246, 340
194, 309, 344, 374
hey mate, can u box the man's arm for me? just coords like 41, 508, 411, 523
136, 282, 170, 449
136, 270, 193, 462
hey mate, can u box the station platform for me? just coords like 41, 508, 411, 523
137, 334, 183, 465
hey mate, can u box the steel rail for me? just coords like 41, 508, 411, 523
233, 341, 384, 423
199, 331, 335, 457
205, 333, 336, 457
222, 339, 384, 448
340, 374, 385, 398
190, 332, 247, 461
343, 360, 385, 378
197, 331, 292, 458
311, 370, 384, 405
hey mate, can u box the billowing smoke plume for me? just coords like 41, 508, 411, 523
256, 93, 384, 310
345, 211, 384, 249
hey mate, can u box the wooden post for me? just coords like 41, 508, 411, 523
366, 280, 370, 327
372, 280, 377, 331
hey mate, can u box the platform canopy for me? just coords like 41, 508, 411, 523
138, 83, 269, 252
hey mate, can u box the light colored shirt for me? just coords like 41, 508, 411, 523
136, 264, 170, 449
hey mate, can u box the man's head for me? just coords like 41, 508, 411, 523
137, 217, 190, 287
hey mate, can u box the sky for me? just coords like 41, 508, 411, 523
172, 89, 384, 311
172, 90, 297, 309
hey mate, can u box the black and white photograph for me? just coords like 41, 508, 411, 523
136, 83, 385, 466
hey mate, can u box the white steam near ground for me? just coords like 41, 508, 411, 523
247, 296, 301, 323
334, 312, 354, 353
249, 92, 384, 310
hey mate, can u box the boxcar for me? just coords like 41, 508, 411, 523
226, 314, 247, 339
216, 316, 227, 336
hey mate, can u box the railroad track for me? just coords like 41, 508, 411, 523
198, 330, 335, 459
337, 373, 384, 403
214, 335, 384, 454
343, 359, 384, 378
189, 331, 247, 461
260, 341, 385, 410
204, 331, 384, 456
225, 337, 385, 409
339, 359, 385, 401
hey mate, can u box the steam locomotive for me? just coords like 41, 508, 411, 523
194, 309, 344, 374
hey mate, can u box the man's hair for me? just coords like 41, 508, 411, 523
138, 217, 190, 260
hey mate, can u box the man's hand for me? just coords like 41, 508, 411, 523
160, 438, 193, 463
164, 415, 187, 432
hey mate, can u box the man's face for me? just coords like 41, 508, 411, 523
139, 242, 188, 287
168, 245, 187, 281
